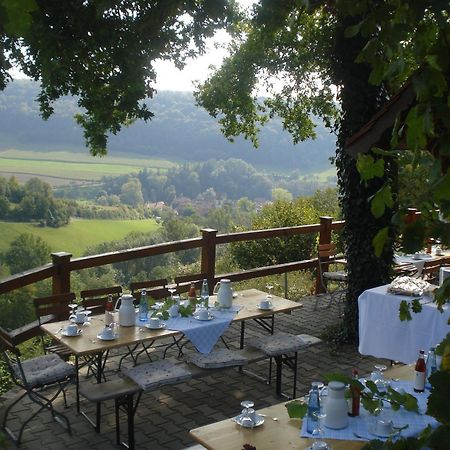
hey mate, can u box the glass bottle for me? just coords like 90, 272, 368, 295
201, 279, 209, 309
105, 294, 114, 326
139, 289, 148, 322
425, 347, 437, 389
348, 368, 360, 417
414, 349, 426, 393
188, 282, 197, 306
306, 382, 321, 434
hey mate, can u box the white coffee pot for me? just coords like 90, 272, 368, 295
214, 279, 233, 308
115, 294, 136, 326
324, 381, 348, 429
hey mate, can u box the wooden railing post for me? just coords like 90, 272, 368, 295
201, 228, 217, 294
315, 216, 333, 294
51, 252, 72, 295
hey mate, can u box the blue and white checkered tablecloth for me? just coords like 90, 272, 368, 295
163, 306, 241, 354
300, 381, 438, 441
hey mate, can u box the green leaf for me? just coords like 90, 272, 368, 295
361, 396, 382, 414
344, 21, 363, 38
285, 400, 307, 419
427, 371, 450, 422
356, 154, 385, 181
432, 170, 450, 202
403, 393, 419, 412
373, 227, 389, 257
411, 299, 423, 314
370, 185, 393, 218
2, 0, 38, 36
399, 300, 412, 321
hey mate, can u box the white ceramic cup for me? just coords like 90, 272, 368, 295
375, 419, 393, 435
259, 298, 271, 309
101, 327, 114, 339
66, 324, 78, 335
148, 317, 161, 329
75, 312, 86, 323
197, 308, 209, 320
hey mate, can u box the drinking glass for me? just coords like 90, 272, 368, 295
239, 400, 255, 428
265, 282, 274, 299
311, 410, 329, 450
168, 287, 176, 300
68, 303, 78, 321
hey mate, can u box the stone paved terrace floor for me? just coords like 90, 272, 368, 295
0, 293, 392, 450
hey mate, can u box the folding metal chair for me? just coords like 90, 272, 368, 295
0, 326, 75, 445
316, 243, 347, 312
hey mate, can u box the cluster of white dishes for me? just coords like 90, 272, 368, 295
62, 323, 82, 337
145, 316, 166, 330
96, 326, 118, 341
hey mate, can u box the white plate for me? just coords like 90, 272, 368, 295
62, 330, 82, 337
232, 413, 265, 428
368, 424, 401, 438
96, 333, 118, 341
194, 314, 214, 321
144, 323, 166, 330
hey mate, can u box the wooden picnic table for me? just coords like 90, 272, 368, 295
189, 365, 414, 450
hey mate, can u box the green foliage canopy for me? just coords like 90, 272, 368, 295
0, 0, 234, 155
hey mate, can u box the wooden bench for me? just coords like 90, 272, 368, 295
79, 333, 322, 449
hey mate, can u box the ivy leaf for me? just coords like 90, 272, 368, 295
285, 400, 307, 419
373, 227, 389, 257
399, 300, 412, 321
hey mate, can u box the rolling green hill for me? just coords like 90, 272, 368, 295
0, 149, 176, 184
0, 219, 160, 257
0, 79, 336, 174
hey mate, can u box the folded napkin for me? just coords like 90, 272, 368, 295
387, 276, 434, 296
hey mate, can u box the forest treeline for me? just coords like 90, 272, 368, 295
0, 80, 336, 173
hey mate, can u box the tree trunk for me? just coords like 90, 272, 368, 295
332, 15, 396, 342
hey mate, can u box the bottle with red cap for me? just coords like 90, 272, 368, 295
348, 368, 360, 417
414, 350, 426, 393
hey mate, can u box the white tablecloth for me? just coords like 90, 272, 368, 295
358, 285, 449, 363
300, 380, 437, 441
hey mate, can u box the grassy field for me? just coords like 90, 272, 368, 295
0, 218, 160, 257
0, 149, 176, 183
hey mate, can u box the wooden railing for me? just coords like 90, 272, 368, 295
0, 216, 344, 339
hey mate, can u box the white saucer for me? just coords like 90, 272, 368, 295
368, 424, 401, 438
232, 413, 264, 428
71, 318, 90, 325
62, 330, 82, 337
96, 333, 118, 341
145, 323, 166, 330
194, 314, 214, 321
257, 305, 273, 311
